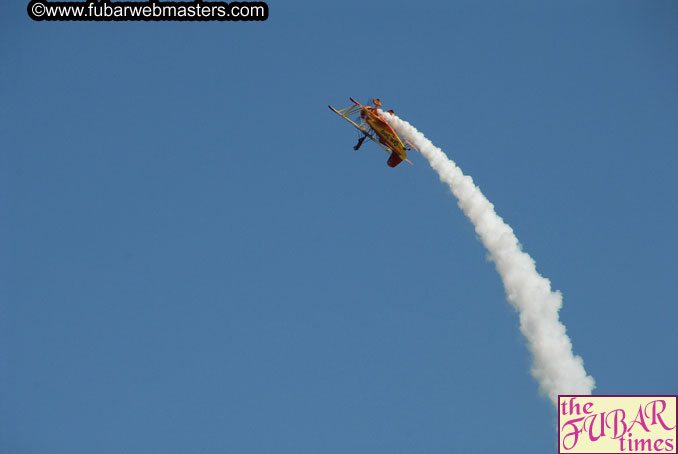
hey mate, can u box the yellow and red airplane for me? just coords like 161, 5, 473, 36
329, 98, 418, 168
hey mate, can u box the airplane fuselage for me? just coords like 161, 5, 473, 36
364, 110, 407, 157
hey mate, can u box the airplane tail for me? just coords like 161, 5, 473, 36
387, 153, 403, 168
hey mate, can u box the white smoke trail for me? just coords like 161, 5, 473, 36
383, 112, 595, 404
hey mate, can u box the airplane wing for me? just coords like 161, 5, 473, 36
328, 104, 389, 152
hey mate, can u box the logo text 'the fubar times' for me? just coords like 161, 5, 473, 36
559, 395, 677, 453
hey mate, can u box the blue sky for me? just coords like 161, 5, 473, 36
2, 1, 677, 453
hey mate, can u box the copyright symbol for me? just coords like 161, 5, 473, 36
28, 1, 45, 20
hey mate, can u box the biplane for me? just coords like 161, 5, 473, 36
328, 98, 418, 168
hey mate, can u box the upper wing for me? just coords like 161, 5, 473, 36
328, 104, 387, 151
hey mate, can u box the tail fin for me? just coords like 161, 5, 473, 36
387, 153, 403, 168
